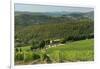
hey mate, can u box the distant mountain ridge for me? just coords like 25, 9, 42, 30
15, 11, 94, 16
15, 11, 94, 26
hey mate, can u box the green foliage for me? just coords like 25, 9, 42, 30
31, 40, 46, 50
31, 40, 39, 50
19, 48, 22, 52
47, 39, 94, 62
43, 54, 52, 63
33, 52, 40, 60
23, 52, 33, 62
15, 13, 94, 47
15, 11, 94, 64
15, 39, 94, 64
39, 40, 45, 49
15, 48, 19, 52
45, 39, 50, 45
15, 52, 24, 61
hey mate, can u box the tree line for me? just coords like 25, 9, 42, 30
15, 14, 94, 47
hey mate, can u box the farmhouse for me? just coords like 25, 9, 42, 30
49, 39, 61, 46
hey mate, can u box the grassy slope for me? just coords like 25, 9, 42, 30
15, 39, 94, 64
47, 39, 94, 62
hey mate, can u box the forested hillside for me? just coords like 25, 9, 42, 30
15, 11, 93, 26
15, 11, 94, 47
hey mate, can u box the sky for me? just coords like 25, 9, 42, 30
15, 3, 94, 13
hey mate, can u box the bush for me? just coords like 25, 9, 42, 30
31, 40, 40, 50
45, 39, 50, 45
33, 53, 40, 60
19, 48, 22, 52
15, 48, 19, 52
15, 52, 24, 61
43, 53, 52, 63
39, 40, 45, 49
23, 52, 33, 62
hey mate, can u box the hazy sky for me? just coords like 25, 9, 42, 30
15, 3, 94, 12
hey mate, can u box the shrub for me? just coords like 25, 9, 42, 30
39, 40, 45, 49
23, 52, 33, 62
45, 39, 50, 45
15, 48, 19, 52
15, 52, 24, 61
19, 48, 22, 52
31, 40, 40, 50
33, 53, 40, 60
43, 53, 52, 63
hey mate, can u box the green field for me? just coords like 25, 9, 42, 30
15, 39, 94, 65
